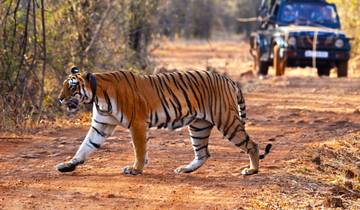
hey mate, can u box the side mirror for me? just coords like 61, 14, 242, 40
71, 67, 80, 74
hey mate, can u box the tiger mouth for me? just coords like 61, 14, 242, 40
66, 98, 79, 112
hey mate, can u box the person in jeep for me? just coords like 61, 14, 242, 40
251, 0, 351, 77
282, 5, 295, 22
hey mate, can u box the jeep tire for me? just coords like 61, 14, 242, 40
273, 45, 286, 76
254, 45, 269, 76
317, 67, 331, 77
337, 61, 348, 77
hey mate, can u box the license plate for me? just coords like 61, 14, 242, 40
305, 50, 329, 58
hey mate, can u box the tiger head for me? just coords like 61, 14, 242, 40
58, 67, 96, 112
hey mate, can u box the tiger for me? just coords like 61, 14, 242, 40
56, 67, 272, 176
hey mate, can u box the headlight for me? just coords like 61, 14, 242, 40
288, 37, 296, 46
335, 39, 344, 48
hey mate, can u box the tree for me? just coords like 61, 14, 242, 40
0, 0, 47, 129
126, 0, 159, 70
329, 0, 360, 55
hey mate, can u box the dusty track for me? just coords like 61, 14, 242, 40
1, 41, 360, 209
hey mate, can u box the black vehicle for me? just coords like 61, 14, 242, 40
250, 0, 351, 77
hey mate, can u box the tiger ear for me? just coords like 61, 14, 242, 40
84, 72, 92, 81
71, 66, 80, 74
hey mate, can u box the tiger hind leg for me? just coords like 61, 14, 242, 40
226, 122, 259, 175
175, 119, 213, 174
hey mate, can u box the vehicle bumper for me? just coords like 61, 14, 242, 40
282, 48, 350, 67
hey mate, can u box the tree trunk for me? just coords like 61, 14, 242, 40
37, 0, 47, 123
127, 0, 158, 70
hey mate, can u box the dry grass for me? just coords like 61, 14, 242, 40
293, 131, 360, 190
251, 130, 360, 209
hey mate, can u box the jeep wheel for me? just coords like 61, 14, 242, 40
337, 61, 348, 77
317, 67, 330, 77
273, 45, 286, 76
254, 45, 269, 76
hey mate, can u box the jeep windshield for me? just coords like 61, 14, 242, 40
278, 3, 340, 29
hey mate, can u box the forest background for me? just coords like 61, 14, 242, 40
0, 0, 359, 131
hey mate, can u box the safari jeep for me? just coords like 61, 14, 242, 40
250, 0, 351, 77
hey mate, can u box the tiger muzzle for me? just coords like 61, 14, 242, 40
65, 98, 79, 112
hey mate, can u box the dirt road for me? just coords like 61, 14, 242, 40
1, 41, 359, 209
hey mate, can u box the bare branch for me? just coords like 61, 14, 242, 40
37, 0, 47, 122
10, 0, 21, 53
82, 0, 115, 57
11, 0, 31, 91
30, 0, 38, 70
1, 0, 14, 48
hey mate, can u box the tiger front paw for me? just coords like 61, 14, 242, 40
122, 166, 143, 176
57, 162, 76, 172
56, 159, 83, 173
241, 167, 258, 175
